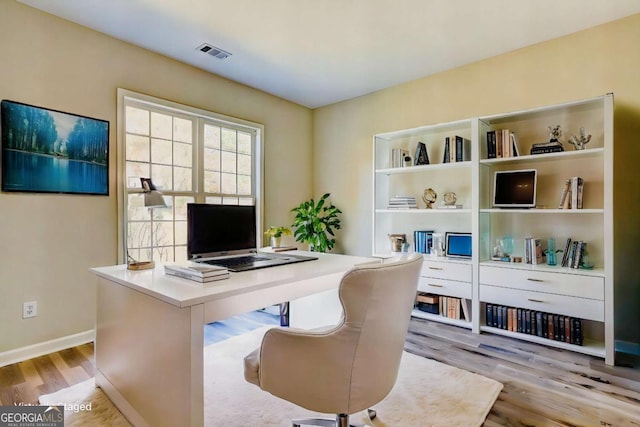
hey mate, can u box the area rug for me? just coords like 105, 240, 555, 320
40, 327, 502, 426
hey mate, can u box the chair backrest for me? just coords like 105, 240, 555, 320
337, 253, 422, 413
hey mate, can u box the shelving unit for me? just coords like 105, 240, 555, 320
372, 94, 615, 364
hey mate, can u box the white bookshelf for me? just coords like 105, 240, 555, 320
373, 94, 615, 364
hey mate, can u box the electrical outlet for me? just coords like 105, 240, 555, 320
23, 301, 37, 319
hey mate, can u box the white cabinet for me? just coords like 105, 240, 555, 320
373, 94, 615, 364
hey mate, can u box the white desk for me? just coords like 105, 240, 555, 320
91, 251, 373, 427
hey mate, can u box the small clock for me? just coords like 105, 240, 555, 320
443, 191, 457, 206
422, 188, 437, 209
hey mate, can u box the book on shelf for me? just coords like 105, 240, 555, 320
486, 129, 518, 159
413, 230, 433, 254
390, 148, 409, 168
435, 204, 463, 209
454, 135, 471, 162
486, 131, 496, 159
443, 137, 450, 163
414, 141, 430, 165
387, 195, 417, 209
560, 238, 572, 267
530, 143, 564, 155
524, 238, 544, 265
558, 179, 571, 208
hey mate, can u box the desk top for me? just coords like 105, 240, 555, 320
91, 251, 374, 308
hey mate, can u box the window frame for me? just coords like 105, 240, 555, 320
116, 88, 264, 263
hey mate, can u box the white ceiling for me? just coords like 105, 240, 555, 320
17, 0, 640, 108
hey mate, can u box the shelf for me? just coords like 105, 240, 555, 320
480, 325, 605, 358
376, 208, 472, 214
412, 310, 472, 329
376, 161, 472, 175
479, 147, 603, 166
480, 208, 603, 214
479, 260, 604, 277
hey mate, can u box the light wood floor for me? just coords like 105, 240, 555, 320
1, 320, 639, 426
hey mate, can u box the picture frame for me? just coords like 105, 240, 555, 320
1, 100, 109, 195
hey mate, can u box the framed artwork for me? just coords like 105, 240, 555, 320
1, 100, 109, 195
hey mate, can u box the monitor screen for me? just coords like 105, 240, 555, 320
445, 232, 472, 258
493, 169, 537, 208
187, 204, 257, 259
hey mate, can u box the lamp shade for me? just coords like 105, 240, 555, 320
141, 177, 167, 208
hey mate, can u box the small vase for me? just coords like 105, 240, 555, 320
546, 238, 557, 266
270, 236, 281, 248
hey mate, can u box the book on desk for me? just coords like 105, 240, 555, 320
164, 262, 229, 283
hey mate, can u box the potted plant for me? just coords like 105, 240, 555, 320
264, 226, 292, 248
291, 193, 342, 253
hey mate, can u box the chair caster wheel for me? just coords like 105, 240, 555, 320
367, 409, 377, 420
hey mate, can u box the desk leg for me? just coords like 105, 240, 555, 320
96, 278, 204, 427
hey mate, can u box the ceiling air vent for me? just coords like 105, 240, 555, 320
197, 43, 232, 60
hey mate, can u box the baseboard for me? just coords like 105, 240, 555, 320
0, 329, 95, 367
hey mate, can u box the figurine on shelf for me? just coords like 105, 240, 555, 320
568, 127, 592, 150
548, 125, 563, 143
422, 188, 437, 209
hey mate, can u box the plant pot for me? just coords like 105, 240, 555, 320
270, 236, 281, 248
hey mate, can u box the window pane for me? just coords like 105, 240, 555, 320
206, 196, 222, 204
204, 148, 220, 172
153, 247, 173, 263
152, 199, 174, 220
221, 151, 236, 173
128, 222, 151, 248
126, 134, 150, 162
151, 164, 173, 190
126, 162, 150, 188
155, 222, 174, 246
204, 171, 220, 193
238, 198, 254, 206
128, 194, 150, 221
223, 197, 239, 205
175, 220, 187, 245
221, 173, 237, 194
126, 106, 149, 135
175, 246, 188, 262
174, 142, 192, 168
151, 112, 172, 139
238, 131, 251, 155
221, 128, 236, 151
237, 154, 251, 175
151, 138, 172, 165
174, 118, 193, 143
238, 175, 251, 195
174, 166, 192, 191
204, 125, 220, 149
174, 196, 194, 220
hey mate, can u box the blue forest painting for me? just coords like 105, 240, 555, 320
1, 100, 109, 195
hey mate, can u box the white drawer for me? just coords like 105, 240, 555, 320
418, 277, 472, 299
422, 259, 472, 282
479, 265, 604, 300
480, 284, 604, 321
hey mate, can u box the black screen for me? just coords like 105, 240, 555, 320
187, 204, 257, 258
494, 170, 537, 207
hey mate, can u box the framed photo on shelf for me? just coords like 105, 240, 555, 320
1, 100, 109, 195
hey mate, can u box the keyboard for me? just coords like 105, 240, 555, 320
202, 255, 271, 268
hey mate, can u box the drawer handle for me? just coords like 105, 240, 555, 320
428, 267, 444, 271
428, 283, 444, 288
527, 298, 546, 303
527, 278, 545, 282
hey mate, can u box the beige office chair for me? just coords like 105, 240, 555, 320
244, 253, 423, 427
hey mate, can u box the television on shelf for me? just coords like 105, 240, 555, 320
493, 169, 537, 208
445, 232, 472, 259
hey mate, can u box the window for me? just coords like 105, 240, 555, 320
117, 89, 263, 263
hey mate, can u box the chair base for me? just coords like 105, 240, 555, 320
292, 410, 376, 427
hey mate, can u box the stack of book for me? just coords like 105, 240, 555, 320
530, 140, 564, 155
559, 238, 588, 269
523, 238, 544, 264
485, 303, 583, 345
164, 262, 229, 283
387, 195, 417, 209
413, 230, 433, 254
443, 135, 471, 163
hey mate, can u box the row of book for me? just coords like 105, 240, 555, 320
485, 303, 583, 345
413, 230, 434, 254
558, 176, 584, 209
486, 129, 520, 159
443, 135, 471, 163
387, 195, 417, 209
559, 238, 589, 269
164, 262, 229, 283
415, 293, 471, 321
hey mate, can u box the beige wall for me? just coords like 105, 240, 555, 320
314, 14, 640, 344
0, 0, 313, 353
